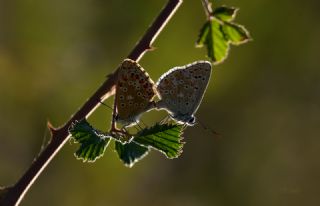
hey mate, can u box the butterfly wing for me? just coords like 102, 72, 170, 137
115, 59, 155, 126
156, 61, 212, 123
183, 61, 212, 115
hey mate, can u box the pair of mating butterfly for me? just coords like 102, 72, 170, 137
114, 59, 212, 128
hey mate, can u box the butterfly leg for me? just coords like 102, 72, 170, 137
110, 114, 128, 135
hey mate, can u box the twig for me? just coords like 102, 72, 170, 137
0, 0, 182, 205
201, 0, 213, 19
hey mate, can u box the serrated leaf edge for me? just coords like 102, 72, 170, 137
213, 6, 239, 22
133, 124, 185, 159
115, 141, 151, 168
222, 22, 252, 46
74, 138, 111, 163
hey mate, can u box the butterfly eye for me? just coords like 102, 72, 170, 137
188, 116, 196, 124
164, 90, 169, 94
122, 87, 128, 92
136, 86, 140, 90
179, 80, 184, 84
170, 90, 174, 94
129, 101, 133, 106
120, 103, 126, 107
134, 103, 139, 107
137, 92, 142, 96
184, 85, 189, 89
119, 95, 124, 100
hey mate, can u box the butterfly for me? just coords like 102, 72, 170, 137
114, 59, 156, 127
155, 61, 212, 125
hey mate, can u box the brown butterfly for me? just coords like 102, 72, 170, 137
114, 59, 156, 127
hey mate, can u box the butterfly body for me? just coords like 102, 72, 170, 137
115, 59, 156, 127
156, 61, 212, 125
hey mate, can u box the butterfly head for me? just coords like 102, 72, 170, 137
172, 114, 196, 126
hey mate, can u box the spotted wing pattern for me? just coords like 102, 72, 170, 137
115, 59, 156, 126
156, 61, 212, 124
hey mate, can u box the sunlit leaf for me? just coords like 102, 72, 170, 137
213, 6, 238, 22
197, 5, 251, 64
196, 19, 229, 64
222, 22, 251, 45
133, 123, 184, 159
115, 141, 150, 167
69, 119, 111, 162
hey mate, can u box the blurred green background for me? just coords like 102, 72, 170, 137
1, 0, 320, 205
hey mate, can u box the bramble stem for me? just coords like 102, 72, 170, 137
0, 1, 182, 205
201, 0, 213, 19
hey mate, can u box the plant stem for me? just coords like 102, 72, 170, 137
201, 0, 213, 19
0, 0, 182, 205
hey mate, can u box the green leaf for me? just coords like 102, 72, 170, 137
213, 6, 238, 22
133, 123, 184, 159
197, 5, 251, 64
115, 141, 150, 167
197, 21, 210, 48
196, 19, 229, 64
69, 119, 111, 162
222, 22, 251, 45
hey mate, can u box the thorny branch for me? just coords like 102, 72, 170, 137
0, 1, 183, 205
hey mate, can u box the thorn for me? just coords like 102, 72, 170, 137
47, 121, 58, 136
147, 46, 156, 51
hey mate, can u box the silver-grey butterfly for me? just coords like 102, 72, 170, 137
155, 61, 212, 125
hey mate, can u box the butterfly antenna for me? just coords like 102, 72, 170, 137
197, 118, 222, 138
99, 100, 114, 111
